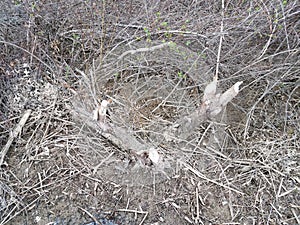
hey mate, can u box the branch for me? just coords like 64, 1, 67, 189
0, 109, 32, 166
117, 42, 171, 61
215, 0, 225, 78
72, 104, 155, 161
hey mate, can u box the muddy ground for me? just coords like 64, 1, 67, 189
1, 1, 299, 225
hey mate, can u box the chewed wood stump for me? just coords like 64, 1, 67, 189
72, 40, 234, 187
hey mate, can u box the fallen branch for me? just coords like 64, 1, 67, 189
0, 109, 32, 166
74, 108, 164, 171
72, 104, 154, 160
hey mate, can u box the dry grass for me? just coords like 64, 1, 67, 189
1, 0, 299, 224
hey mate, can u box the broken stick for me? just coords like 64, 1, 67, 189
0, 109, 32, 166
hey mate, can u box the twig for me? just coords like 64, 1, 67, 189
0, 109, 32, 166
117, 42, 171, 61
215, 0, 225, 79
291, 208, 300, 224
182, 161, 244, 195
78, 207, 101, 225
115, 23, 208, 38
92, 152, 115, 174
0, 41, 54, 73
151, 78, 181, 113
258, 8, 278, 60
243, 70, 289, 140
0, 196, 40, 225
195, 186, 201, 224
117, 208, 148, 225
152, 51, 202, 114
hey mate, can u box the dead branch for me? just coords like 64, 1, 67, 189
117, 42, 171, 61
72, 105, 151, 155
0, 109, 32, 166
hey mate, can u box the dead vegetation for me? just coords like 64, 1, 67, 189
0, 0, 299, 224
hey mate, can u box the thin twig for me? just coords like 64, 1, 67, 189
92, 152, 115, 174
0, 41, 54, 73
117, 42, 171, 61
78, 207, 101, 225
115, 23, 208, 38
117, 208, 148, 225
182, 161, 244, 195
291, 208, 300, 224
215, 0, 225, 79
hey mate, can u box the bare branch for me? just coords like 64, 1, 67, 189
117, 42, 171, 61
0, 109, 31, 166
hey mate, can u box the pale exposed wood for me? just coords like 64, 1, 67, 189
0, 109, 32, 166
